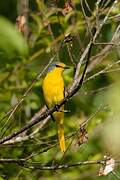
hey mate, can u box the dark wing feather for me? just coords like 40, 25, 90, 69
45, 104, 55, 122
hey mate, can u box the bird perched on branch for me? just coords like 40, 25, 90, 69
42, 62, 69, 153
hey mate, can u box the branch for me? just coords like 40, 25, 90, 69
3, 107, 50, 145
0, 158, 25, 165
22, 159, 104, 170
0, 56, 55, 132
87, 24, 120, 73
1, 103, 107, 148
0, 4, 113, 144
0, 157, 118, 172
0, 0, 118, 147
17, 0, 29, 39
0, 37, 93, 145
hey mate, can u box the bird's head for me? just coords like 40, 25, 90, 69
48, 62, 70, 73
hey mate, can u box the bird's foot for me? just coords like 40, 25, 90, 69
55, 104, 60, 112
63, 109, 71, 113
55, 105, 70, 113
58, 109, 71, 113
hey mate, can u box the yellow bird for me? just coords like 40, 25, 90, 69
42, 62, 69, 153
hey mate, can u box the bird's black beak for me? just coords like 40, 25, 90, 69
64, 66, 70, 69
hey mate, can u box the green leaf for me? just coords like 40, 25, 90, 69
0, 16, 28, 57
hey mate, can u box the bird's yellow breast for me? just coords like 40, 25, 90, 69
42, 69, 64, 108
42, 64, 66, 152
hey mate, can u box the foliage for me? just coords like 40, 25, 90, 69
0, 0, 120, 179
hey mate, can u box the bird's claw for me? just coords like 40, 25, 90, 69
55, 104, 60, 112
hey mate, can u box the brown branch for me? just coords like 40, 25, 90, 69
81, 0, 92, 37
94, 42, 120, 46
0, 0, 118, 149
1, 102, 106, 149
0, 158, 26, 164
0, 36, 93, 145
0, 3, 114, 145
87, 24, 120, 73
0, 56, 55, 127
23, 159, 104, 170
85, 60, 120, 83
93, 0, 118, 42
1, 156, 116, 171
111, 171, 120, 179
17, 0, 29, 39
3, 106, 50, 145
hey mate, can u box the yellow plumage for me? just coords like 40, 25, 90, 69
42, 62, 66, 152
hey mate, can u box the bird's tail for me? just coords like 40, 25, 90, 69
57, 120, 65, 153
54, 108, 65, 153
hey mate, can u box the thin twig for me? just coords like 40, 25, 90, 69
0, 56, 55, 129
111, 171, 120, 180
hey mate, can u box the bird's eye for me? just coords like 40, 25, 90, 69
56, 64, 62, 68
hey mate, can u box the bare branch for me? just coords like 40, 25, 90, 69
0, 2, 116, 144
0, 156, 118, 171
0, 56, 55, 131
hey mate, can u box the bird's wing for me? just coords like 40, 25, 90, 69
45, 103, 55, 122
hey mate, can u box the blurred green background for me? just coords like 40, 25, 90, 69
0, 0, 120, 179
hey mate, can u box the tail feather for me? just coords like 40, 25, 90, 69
57, 123, 65, 153
54, 107, 65, 153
